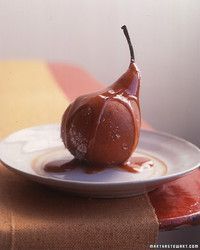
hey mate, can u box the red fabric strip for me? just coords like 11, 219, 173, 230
48, 63, 102, 101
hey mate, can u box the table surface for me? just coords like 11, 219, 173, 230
1, 61, 200, 231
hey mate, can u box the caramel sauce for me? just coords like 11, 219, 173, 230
122, 156, 154, 173
44, 156, 153, 174
44, 159, 107, 174
44, 159, 78, 172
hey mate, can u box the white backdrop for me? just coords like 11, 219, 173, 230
0, 0, 199, 146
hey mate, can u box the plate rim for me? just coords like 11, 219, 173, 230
0, 124, 200, 186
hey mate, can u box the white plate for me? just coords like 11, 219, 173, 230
0, 124, 199, 198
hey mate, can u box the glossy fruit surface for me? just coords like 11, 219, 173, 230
61, 26, 141, 165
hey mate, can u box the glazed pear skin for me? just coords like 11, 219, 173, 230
61, 26, 141, 165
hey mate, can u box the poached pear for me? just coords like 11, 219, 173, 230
61, 25, 141, 166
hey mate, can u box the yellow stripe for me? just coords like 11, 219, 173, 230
0, 61, 69, 138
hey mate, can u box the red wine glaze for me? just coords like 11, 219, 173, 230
44, 156, 154, 174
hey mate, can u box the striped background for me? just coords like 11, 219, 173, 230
0, 61, 149, 138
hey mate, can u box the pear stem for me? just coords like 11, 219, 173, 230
121, 25, 135, 63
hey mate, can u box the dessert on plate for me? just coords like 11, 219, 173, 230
46, 26, 153, 173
